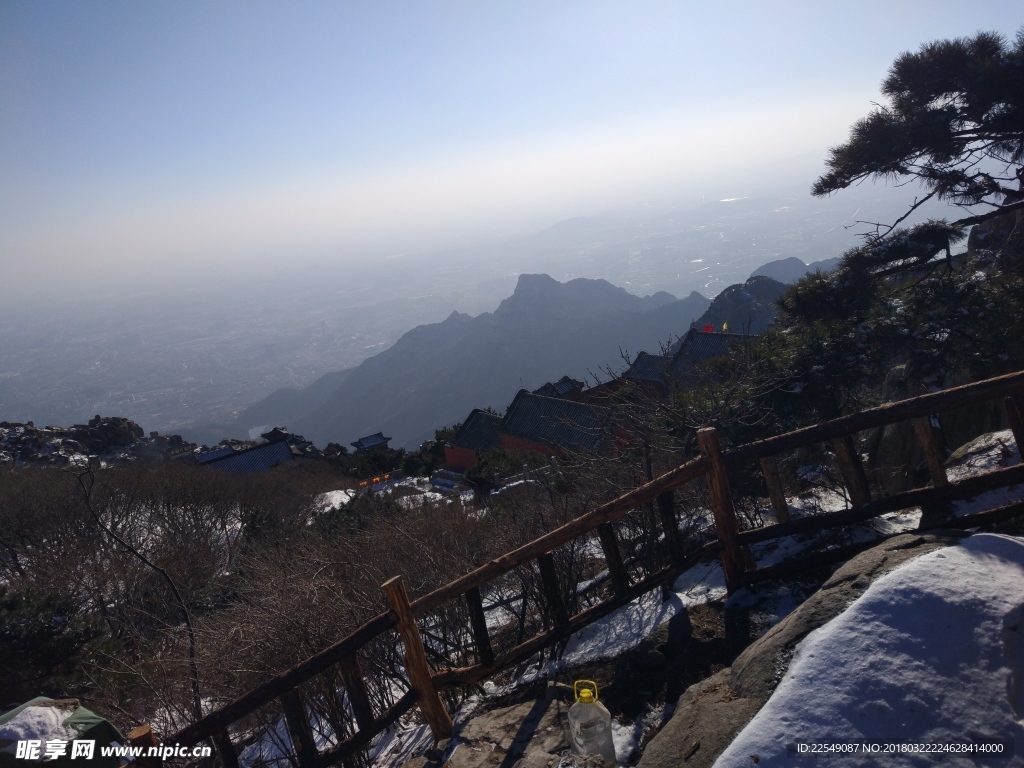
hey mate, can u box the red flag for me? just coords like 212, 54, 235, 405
702, 323, 714, 333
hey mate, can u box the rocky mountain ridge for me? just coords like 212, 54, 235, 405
233, 275, 714, 449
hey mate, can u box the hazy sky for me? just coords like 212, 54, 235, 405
2, 2, 1022, 295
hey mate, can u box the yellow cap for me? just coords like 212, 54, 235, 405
574, 680, 598, 702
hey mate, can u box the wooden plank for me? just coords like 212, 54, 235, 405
697, 428, 744, 594
830, 434, 871, 507
657, 491, 684, 561
912, 417, 949, 487
464, 587, 494, 667
317, 689, 418, 768
725, 370, 1024, 465
408, 456, 709, 616
597, 524, 630, 598
212, 729, 239, 768
759, 457, 790, 524
1005, 396, 1024, 461
433, 540, 723, 690
166, 611, 395, 747
338, 656, 375, 734
737, 462, 1024, 547
380, 576, 453, 741
537, 553, 570, 629
281, 691, 318, 768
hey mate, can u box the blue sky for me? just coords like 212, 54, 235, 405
2, 2, 1022, 293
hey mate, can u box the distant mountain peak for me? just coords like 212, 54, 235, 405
497, 274, 680, 320
510, 273, 563, 296
236, 275, 709, 449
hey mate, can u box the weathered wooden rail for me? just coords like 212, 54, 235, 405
165, 370, 1024, 767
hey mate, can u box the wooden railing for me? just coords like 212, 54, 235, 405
165, 370, 1024, 767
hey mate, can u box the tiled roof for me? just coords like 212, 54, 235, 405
196, 446, 235, 464
261, 427, 292, 443
670, 330, 748, 378
623, 351, 671, 383
532, 375, 584, 399
500, 391, 610, 453
452, 409, 502, 452
351, 432, 391, 450
204, 440, 294, 473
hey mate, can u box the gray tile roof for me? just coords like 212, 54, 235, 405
351, 432, 391, 450
204, 440, 295, 473
532, 375, 584, 398
623, 351, 672, 383
500, 391, 610, 453
670, 330, 748, 378
452, 409, 502, 451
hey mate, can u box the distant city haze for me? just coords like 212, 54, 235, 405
1, 3, 1021, 442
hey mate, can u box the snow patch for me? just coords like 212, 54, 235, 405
0, 706, 77, 750
315, 489, 355, 512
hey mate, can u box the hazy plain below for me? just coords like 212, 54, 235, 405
0, 185, 954, 443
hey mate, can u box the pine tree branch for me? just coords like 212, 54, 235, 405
953, 199, 1024, 227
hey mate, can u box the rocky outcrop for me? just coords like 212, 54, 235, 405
80, 415, 144, 449
637, 531, 967, 768
0, 416, 192, 468
445, 696, 571, 768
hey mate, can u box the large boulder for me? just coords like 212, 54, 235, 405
637, 531, 966, 768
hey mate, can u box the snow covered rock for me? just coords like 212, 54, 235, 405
716, 532, 1024, 766
638, 531, 966, 768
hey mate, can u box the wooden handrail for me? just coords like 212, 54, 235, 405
166, 611, 395, 746
723, 369, 1024, 465
737, 462, 1024, 547
166, 368, 1024, 759
431, 540, 722, 689
166, 455, 709, 748
407, 454, 709, 616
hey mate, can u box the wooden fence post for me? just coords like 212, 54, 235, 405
657, 491, 683, 561
280, 691, 318, 768
537, 553, 570, 629
696, 427, 744, 594
912, 417, 949, 487
597, 523, 631, 598
759, 457, 790, 524
381, 576, 453, 741
1005, 397, 1024, 462
912, 416, 954, 526
830, 433, 872, 508
127, 725, 161, 768
464, 587, 494, 667
212, 729, 239, 768
338, 655, 376, 734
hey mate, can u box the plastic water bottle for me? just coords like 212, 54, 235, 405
567, 680, 616, 767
